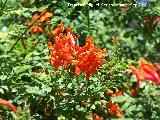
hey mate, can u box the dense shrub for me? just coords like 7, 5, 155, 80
0, 0, 160, 119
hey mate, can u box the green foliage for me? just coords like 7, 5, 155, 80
111, 82, 160, 119
0, 0, 160, 119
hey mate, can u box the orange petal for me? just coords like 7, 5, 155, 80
45, 12, 53, 18
156, 63, 160, 72
155, 16, 160, 24
138, 58, 155, 71
75, 67, 81, 76
130, 89, 137, 96
32, 13, 39, 21
107, 102, 123, 118
129, 64, 145, 81
72, 60, 78, 65
0, 99, 17, 113
25, 20, 30, 26
93, 113, 100, 120
141, 72, 159, 84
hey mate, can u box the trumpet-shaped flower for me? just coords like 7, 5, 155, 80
129, 58, 160, 86
107, 101, 123, 118
0, 99, 17, 113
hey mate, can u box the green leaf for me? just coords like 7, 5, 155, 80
0, 75, 7, 80
0, 88, 4, 94
111, 95, 136, 103
0, 86, 8, 91
126, 105, 137, 113
81, 0, 89, 4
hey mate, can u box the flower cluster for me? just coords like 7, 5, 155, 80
48, 22, 106, 80
129, 58, 160, 88
25, 9, 53, 35
48, 23, 77, 70
74, 36, 106, 80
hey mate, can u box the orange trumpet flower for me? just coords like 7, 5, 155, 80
129, 58, 160, 85
107, 101, 123, 118
0, 99, 17, 113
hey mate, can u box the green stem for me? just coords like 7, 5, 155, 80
85, 100, 95, 114
0, 0, 2, 8
87, 6, 90, 34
